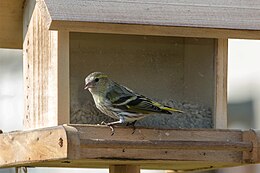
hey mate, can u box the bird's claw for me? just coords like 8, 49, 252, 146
131, 126, 136, 134
108, 125, 115, 136
100, 121, 115, 135
126, 120, 137, 134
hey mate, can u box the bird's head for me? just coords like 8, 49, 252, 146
84, 72, 109, 93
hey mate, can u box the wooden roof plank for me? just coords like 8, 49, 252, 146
44, 0, 260, 31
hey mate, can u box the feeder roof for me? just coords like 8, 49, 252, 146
45, 0, 260, 31
2, 0, 260, 49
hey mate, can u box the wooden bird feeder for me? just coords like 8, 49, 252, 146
1, 0, 260, 172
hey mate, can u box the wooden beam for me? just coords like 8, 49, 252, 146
0, 126, 67, 167
50, 21, 260, 40
23, 0, 59, 128
57, 31, 70, 125
1, 125, 260, 171
214, 39, 228, 129
23, 0, 70, 128
80, 139, 252, 151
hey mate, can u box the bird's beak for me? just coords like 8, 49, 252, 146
84, 82, 93, 90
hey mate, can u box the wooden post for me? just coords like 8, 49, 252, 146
57, 30, 70, 125
23, 0, 70, 129
214, 38, 228, 129
109, 165, 140, 173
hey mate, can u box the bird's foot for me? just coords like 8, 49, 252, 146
100, 121, 115, 136
108, 125, 115, 136
131, 126, 136, 134
126, 120, 137, 134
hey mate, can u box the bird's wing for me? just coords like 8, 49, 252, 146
105, 82, 135, 103
114, 95, 172, 114
105, 83, 172, 114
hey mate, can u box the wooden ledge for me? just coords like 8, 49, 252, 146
0, 125, 259, 171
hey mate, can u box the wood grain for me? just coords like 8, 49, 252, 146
243, 130, 260, 163
0, 126, 67, 167
71, 124, 242, 141
23, 0, 70, 128
72, 125, 244, 164
57, 31, 70, 125
214, 39, 228, 129
0, 125, 259, 171
44, 0, 260, 31
0, 0, 23, 49
80, 139, 252, 151
23, 0, 58, 129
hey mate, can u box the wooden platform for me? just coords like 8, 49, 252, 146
0, 125, 259, 171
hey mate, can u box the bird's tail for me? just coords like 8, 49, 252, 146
161, 106, 184, 113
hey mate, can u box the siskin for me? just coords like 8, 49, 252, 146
84, 72, 183, 135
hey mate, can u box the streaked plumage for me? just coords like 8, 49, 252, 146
84, 72, 183, 133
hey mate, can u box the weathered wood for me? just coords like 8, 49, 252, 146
23, 0, 70, 128
243, 130, 260, 163
0, 0, 23, 49
109, 165, 140, 173
80, 139, 252, 151
71, 124, 242, 141
72, 125, 243, 164
23, 0, 58, 129
0, 126, 67, 167
214, 39, 228, 129
1, 125, 259, 171
44, 0, 260, 31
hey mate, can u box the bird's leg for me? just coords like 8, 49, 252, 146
126, 120, 137, 134
99, 121, 115, 135
105, 118, 125, 136
129, 120, 137, 134
100, 121, 107, 125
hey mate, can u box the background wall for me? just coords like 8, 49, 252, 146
70, 33, 214, 129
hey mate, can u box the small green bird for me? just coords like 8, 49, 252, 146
84, 72, 183, 135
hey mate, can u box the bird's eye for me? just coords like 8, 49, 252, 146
94, 78, 99, 82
